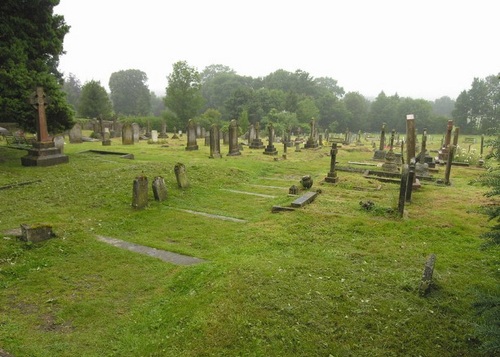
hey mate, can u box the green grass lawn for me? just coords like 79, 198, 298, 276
0, 134, 498, 356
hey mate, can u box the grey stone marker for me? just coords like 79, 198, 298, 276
249, 122, 265, 149
419, 254, 436, 296
151, 130, 158, 143
132, 176, 149, 209
159, 121, 168, 138
373, 123, 387, 160
325, 142, 339, 183
100, 116, 111, 146
304, 118, 319, 149
152, 176, 167, 201
438, 120, 453, 163
382, 129, 398, 173
122, 123, 134, 145
263, 123, 278, 155
186, 119, 199, 150
69, 123, 83, 143
174, 163, 189, 189
209, 124, 222, 158
132, 123, 140, 143
20, 224, 54, 243
53, 135, 65, 153
227, 119, 241, 156
398, 165, 409, 218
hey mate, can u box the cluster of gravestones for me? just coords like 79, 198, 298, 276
132, 163, 189, 209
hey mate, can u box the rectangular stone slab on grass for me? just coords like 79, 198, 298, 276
291, 191, 319, 208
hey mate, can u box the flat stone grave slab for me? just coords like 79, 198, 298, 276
175, 208, 247, 223
291, 191, 319, 208
220, 189, 276, 198
79, 150, 134, 159
96, 236, 205, 266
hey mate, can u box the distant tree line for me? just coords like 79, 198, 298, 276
63, 61, 497, 137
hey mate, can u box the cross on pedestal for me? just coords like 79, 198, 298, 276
30, 87, 51, 143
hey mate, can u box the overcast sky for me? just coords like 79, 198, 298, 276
55, 0, 498, 101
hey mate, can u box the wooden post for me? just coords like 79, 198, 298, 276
406, 114, 416, 165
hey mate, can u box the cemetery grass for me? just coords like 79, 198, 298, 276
0, 136, 498, 357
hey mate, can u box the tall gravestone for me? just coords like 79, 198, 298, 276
405, 115, 420, 189
69, 123, 83, 143
248, 124, 256, 146
382, 129, 398, 173
159, 121, 168, 138
186, 119, 199, 150
21, 87, 69, 167
324, 142, 339, 183
249, 122, 265, 149
227, 119, 241, 156
373, 123, 387, 160
122, 123, 134, 145
100, 116, 111, 146
209, 124, 222, 158
151, 130, 158, 143
132, 123, 140, 143
438, 120, 454, 163
263, 123, 278, 155
304, 118, 319, 149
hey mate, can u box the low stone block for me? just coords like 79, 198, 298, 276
291, 191, 319, 208
20, 224, 54, 243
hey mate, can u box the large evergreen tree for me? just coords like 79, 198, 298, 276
0, 0, 73, 132
78, 80, 112, 119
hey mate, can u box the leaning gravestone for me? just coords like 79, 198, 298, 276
132, 176, 148, 209
69, 123, 83, 143
152, 176, 167, 201
174, 163, 189, 188
122, 123, 134, 145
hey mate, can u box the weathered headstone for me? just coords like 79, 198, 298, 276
398, 165, 409, 217
159, 121, 168, 138
382, 129, 398, 173
419, 254, 436, 296
69, 123, 83, 143
122, 123, 134, 145
53, 135, 65, 153
263, 123, 278, 155
152, 176, 167, 201
185, 119, 199, 150
304, 118, 319, 149
21, 87, 69, 167
100, 116, 111, 146
438, 120, 453, 163
325, 142, 339, 183
132, 123, 140, 143
300, 175, 313, 189
249, 122, 265, 149
227, 119, 241, 156
444, 145, 455, 185
209, 124, 222, 158
174, 163, 189, 188
151, 130, 158, 143
373, 123, 387, 160
132, 176, 149, 209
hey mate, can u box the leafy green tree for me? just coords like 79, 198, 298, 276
62, 73, 82, 113
78, 80, 112, 119
432, 96, 455, 118
109, 69, 151, 116
314, 76, 345, 98
343, 92, 370, 131
0, 0, 73, 132
369, 92, 400, 132
150, 91, 165, 117
296, 97, 320, 125
165, 61, 204, 127
197, 108, 223, 129
453, 75, 500, 134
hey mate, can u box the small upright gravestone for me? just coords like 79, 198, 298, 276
132, 176, 149, 209
209, 124, 222, 158
174, 163, 189, 188
249, 122, 265, 149
152, 176, 167, 201
304, 118, 319, 149
324, 142, 339, 183
151, 130, 159, 143
227, 119, 241, 156
263, 123, 278, 155
122, 123, 134, 145
373, 122, 387, 161
69, 123, 83, 143
53, 135, 65, 153
132, 123, 140, 143
20, 224, 54, 243
419, 254, 436, 296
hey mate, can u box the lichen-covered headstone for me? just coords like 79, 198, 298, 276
174, 163, 189, 189
152, 176, 167, 201
53, 135, 65, 153
132, 176, 148, 209
20, 224, 54, 243
69, 123, 83, 143
122, 123, 134, 145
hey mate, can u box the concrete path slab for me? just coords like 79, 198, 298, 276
96, 235, 206, 266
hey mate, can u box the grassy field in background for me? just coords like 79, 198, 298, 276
0, 133, 498, 356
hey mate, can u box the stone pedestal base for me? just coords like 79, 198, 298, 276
102, 139, 111, 146
325, 173, 339, 183
249, 139, 265, 149
304, 139, 319, 149
263, 145, 278, 155
185, 144, 199, 151
373, 150, 386, 161
21, 141, 69, 167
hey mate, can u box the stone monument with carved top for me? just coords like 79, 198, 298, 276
21, 87, 69, 166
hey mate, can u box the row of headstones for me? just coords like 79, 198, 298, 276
132, 163, 189, 209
